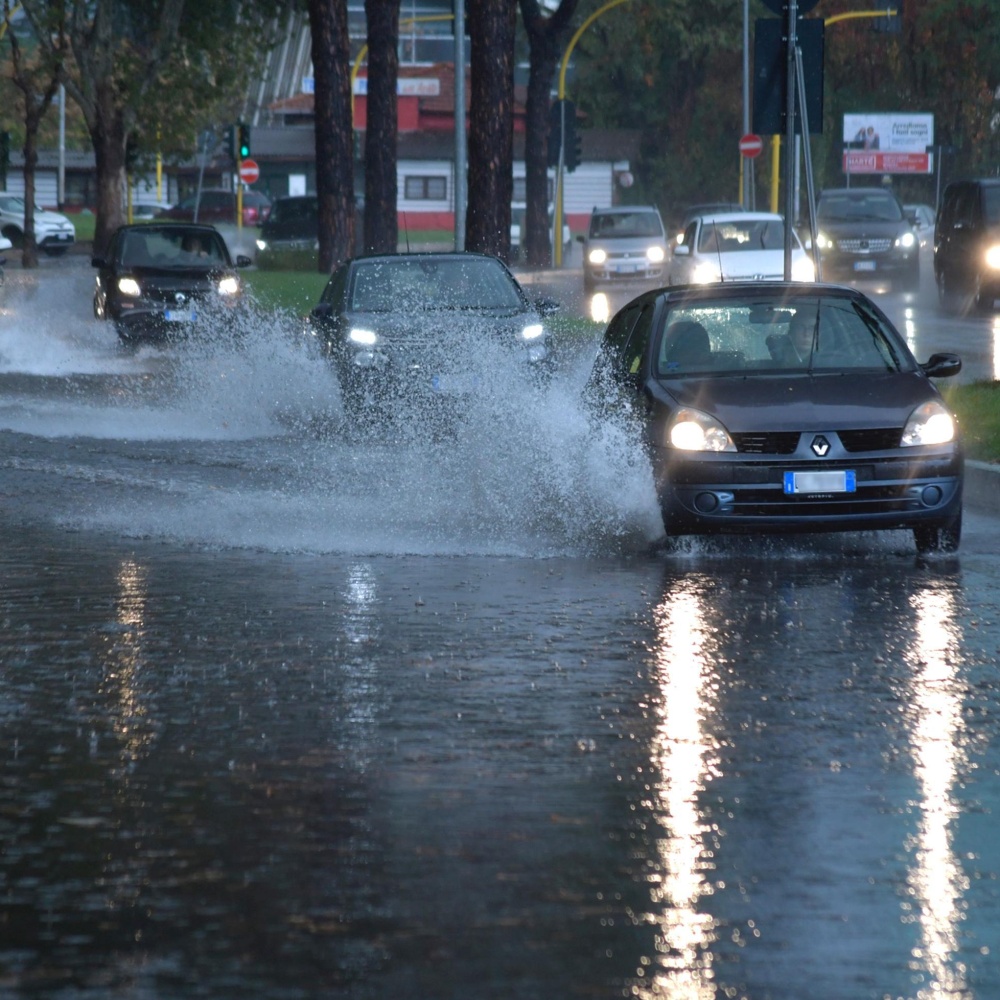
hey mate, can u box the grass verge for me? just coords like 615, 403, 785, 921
942, 381, 1000, 464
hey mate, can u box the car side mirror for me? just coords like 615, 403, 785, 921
310, 302, 333, 320
534, 296, 561, 316
236, 255, 252, 268
575, 234, 585, 244
921, 353, 962, 378
673, 244, 690, 257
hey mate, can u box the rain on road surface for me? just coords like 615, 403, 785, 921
2, 260, 1000, 999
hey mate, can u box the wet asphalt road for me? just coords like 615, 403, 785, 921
2, 258, 1000, 999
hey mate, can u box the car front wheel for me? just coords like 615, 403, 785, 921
913, 508, 962, 554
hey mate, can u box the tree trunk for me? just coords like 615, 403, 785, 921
90, 83, 128, 256
363, 0, 400, 255
308, 0, 356, 274
21, 129, 40, 269
465, 0, 517, 261
520, 0, 578, 269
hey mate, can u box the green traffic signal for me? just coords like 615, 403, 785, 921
238, 122, 251, 159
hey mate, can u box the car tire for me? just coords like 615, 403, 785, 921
93, 292, 105, 320
913, 508, 962, 554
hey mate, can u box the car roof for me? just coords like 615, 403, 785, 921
348, 250, 507, 266
114, 222, 221, 235
589, 205, 661, 215
654, 280, 869, 305
689, 211, 784, 223
820, 187, 898, 197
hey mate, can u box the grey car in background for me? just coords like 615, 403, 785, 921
578, 205, 669, 291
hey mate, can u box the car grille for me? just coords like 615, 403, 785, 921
837, 238, 893, 254
733, 428, 901, 455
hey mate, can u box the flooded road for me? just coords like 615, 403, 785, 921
3, 264, 1000, 999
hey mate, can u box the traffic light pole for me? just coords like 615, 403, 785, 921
782, 0, 798, 280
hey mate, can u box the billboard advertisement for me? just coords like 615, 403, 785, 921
842, 113, 934, 175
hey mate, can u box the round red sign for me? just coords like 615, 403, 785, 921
238, 158, 260, 184
738, 134, 764, 159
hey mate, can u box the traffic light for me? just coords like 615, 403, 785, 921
238, 121, 251, 160
564, 105, 581, 173
547, 101, 562, 168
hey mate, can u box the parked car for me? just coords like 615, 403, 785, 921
509, 205, 572, 262
91, 223, 252, 344
904, 202, 936, 248
131, 201, 173, 221
0, 193, 76, 256
668, 211, 815, 284
307, 251, 559, 425
254, 195, 364, 259
807, 187, 920, 291
578, 205, 669, 291
158, 188, 271, 227
933, 178, 1000, 313
584, 281, 963, 553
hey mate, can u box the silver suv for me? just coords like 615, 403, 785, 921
579, 205, 668, 291
0, 193, 76, 256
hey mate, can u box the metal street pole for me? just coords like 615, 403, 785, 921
783, 0, 798, 280
453, 0, 466, 250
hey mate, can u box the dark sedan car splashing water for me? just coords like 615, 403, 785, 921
585, 281, 964, 554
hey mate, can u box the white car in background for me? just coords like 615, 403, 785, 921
669, 210, 815, 284
0, 193, 76, 256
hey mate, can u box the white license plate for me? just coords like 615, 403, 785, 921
784, 470, 856, 494
853, 260, 877, 272
430, 373, 481, 394
612, 264, 638, 274
164, 308, 196, 322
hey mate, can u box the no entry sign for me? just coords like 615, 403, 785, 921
739, 133, 764, 159
238, 158, 260, 184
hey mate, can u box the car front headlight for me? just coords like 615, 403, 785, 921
647, 245, 665, 263
349, 327, 377, 346
985, 245, 1000, 270
901, 400, 955, 447
588, 248, 607, 265
520, 322, 544, 341
255, 238, 267, 252
691, 261, 722, 284
117, 276, 141, 297
792, 256, 816, 282
895, 230, 917, 250
811, 231, 834, 251
667, 407, 737, 452
217, 276, 240, 296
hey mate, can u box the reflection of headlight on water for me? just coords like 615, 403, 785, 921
590, 293, 611, 324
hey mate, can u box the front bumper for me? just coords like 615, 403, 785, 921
585, 260, 665, 285
112, 296, 241, 340
819, 247, 917, 283
653, 447, 963, 536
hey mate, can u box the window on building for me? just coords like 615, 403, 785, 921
404, 175, 448, 201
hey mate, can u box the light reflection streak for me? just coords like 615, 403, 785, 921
635, 584, 722, 999
902, 586, 971, 1000
102, 558, 153, 768
903, 306, 917, 354
991, 316, 1000, 380
590, 292, 611, 324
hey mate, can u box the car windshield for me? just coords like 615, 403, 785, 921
590, 211, 663, 239
697, 220, 785, 253
269, 198, 317, 223
120, 229, 227, 267
818, 193, 903, 223
654, 295, 909, 377
348, 258, 524, 312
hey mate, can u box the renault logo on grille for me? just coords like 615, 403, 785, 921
811, 435, 831, 457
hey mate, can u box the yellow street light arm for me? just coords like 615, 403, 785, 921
558, 0, 632, 100
824, 8, 896, 26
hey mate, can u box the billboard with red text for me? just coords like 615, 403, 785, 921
842, 113, 934, 175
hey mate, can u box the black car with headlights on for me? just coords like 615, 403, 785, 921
92, 223, 251, 344
808, 187, 920, 291
307, 252, 558, 425
585, 281, 963, 553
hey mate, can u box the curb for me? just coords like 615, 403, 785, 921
965, 460, 1000, 515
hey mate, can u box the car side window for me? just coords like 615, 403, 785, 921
954, 186, 978, 227
321, 265, 349, 307
603, 304, 642, 361
621, 303, 657, 377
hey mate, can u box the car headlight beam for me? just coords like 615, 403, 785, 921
895, 231, 917, 250
520, 322, 544, 341
985, 245, 1000, 270
901, 400, 955, 447
667, 407, 737, 452
117, 276, 141, 297
349, 327, 377, 346
647, 245, 665, 263
691, 261, 722, 284
217, 276, 240, 296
